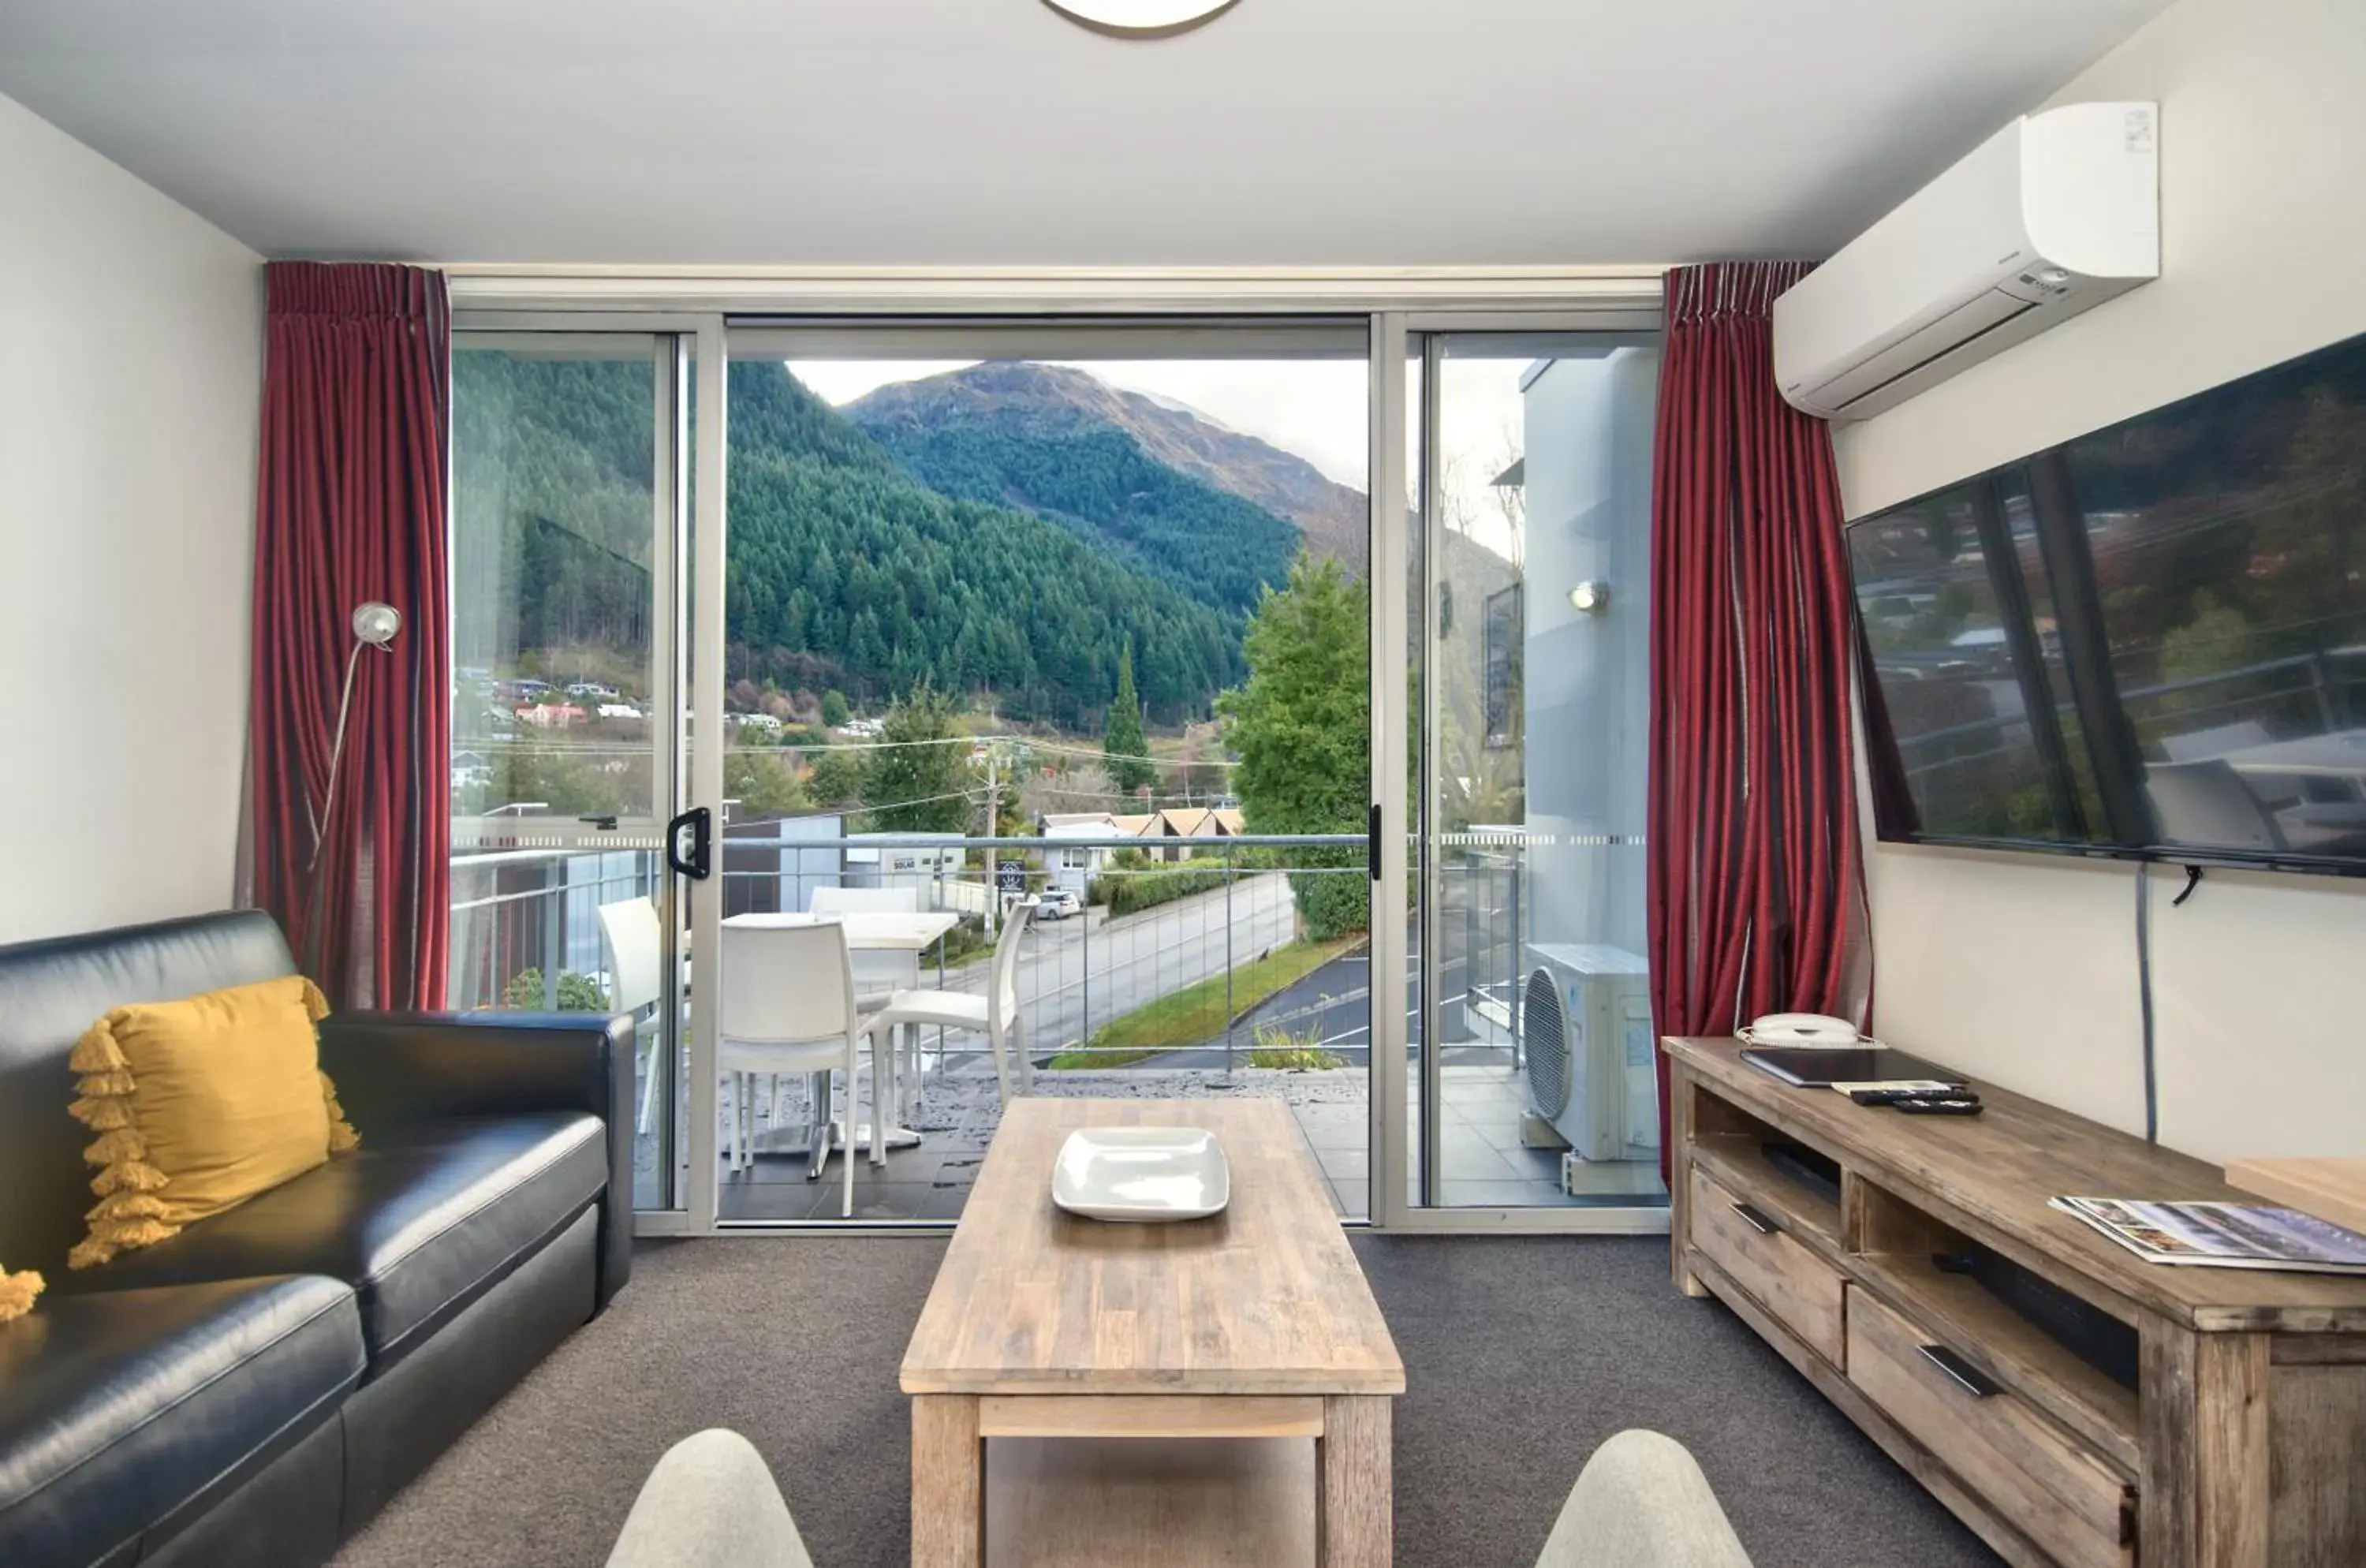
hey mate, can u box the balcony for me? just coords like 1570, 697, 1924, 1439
450, 829, 1655, 1223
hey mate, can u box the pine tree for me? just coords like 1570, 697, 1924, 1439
1216, 554, 1371, 939
1103, 642, 1158, 796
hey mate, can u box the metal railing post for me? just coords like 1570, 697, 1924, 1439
1224, 844, 1236, 1077
541, 857, 563, 1010
2311, 651, 2343, 731
1509, 848, 1524, 1067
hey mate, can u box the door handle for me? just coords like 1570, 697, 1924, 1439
1368, 803, 1383, 883
1915, 1342, 1998, 1398
666, 807, 711, 881
1730, 1201, 1780, 1237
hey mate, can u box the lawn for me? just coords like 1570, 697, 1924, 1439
1043, 935, 1361, 1070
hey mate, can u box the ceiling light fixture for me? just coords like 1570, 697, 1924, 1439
1042, 0, 1242, 39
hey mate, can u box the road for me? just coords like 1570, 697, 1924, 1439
924, 872, 1301, 1059
917, 868, 1493, 1074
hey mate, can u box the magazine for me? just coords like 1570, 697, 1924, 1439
2050, 1196, 2366, 1274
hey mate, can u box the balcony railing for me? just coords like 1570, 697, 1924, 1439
447, 829, 1530, 1072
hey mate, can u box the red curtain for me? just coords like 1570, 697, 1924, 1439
248, 263, 450, 1010
1647, 261, 1870, 1167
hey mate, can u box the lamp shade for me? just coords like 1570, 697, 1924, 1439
351, 602, 402, 646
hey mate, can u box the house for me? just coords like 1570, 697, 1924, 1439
9, 0, 2366, 1562
1039, 809, 1156, 894
1149, 805, 1220, 862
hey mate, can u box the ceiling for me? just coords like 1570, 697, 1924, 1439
0, 0, 2173, 267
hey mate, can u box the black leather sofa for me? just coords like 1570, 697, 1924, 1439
0, 910, 634, 1568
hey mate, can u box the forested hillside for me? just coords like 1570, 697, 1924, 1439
848, 361, 1369, 570
849, 419, 1298, 614
727, 363, 1244, 724
451, 350, 1249, 727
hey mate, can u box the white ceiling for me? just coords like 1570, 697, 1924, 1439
0, 0, 2172, 267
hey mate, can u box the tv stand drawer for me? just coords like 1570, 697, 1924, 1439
1689, 1166, 1846, 1365
1848, 1290, 2132, 1568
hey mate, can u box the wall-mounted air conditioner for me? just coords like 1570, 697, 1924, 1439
1774, 101, 2158, 422
1521, 943, 1654, 1163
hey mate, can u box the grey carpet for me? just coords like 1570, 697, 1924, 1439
331, 1235, 1998, 1568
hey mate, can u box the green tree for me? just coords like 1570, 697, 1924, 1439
862, 681, 972, 834
1103, 640, 1158, 796
804, 743, 864, 810
1217, 554, 1370, 939
503, 969, 608, 1010
725, 746, 808, 817
820, 689, 851, 726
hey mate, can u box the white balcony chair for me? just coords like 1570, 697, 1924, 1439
718, 921, 871, 1218
595, 897, 670, 1137
812, 883, 936, 1127
863, 898, 1035, 1147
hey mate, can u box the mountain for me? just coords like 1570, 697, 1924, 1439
845, 362, 1370, 573
453, 353, 1247, 728
842, 376, 1298, 615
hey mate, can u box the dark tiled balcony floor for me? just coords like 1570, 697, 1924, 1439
641, 1051, 1663, 1223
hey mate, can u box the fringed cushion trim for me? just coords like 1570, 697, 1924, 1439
89, 1161, 170, 1197
67, 1019, 129, 1074
67, 1014, 182, 1267
301, 980, 362, 1152
320, 1071, 361, 1152
0, 1266, 42, 1323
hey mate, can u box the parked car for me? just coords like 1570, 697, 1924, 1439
1036, 888, 1082, 920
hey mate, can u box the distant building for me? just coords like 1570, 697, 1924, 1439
514, 702, 586, 728
1039, 811, 1158, 894
1151, 806, 1222, 862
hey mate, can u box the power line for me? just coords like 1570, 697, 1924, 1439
1021, 737, 1241, 770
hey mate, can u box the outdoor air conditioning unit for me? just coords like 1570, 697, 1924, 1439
1774, 101, 2159, 422
1521, 943, 1654, 1163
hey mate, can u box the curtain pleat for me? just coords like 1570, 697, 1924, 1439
1647, 261, 1871, 1171
248, 263, 450, 1010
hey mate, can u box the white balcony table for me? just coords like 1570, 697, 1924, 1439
722, 909, 961, 1164
2219, 727, 2366, 779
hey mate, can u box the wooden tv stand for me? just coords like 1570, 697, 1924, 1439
1663, 1036, 2366, 1568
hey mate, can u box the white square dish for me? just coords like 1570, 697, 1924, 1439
1051, 1126, 1230, 1222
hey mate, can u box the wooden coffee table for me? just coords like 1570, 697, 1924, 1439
901, 1098, 1404, 1567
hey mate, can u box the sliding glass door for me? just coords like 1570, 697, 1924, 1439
1399, 328, 1667, 1218
701, 324, 1374, 1223
445, 307, 1668, 1233
446, 330, 692, 1213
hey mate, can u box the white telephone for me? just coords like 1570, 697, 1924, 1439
1738, 1011, 1866, 1047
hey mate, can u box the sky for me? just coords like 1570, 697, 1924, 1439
786, 352, 1540, 560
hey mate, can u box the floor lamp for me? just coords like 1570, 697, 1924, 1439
303, 601, 402, 984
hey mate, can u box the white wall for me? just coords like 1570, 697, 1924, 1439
1832, 0, 2366, 1161
0, 91, 263, 944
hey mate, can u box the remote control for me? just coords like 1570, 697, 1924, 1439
1892, 1094, 1983, 1116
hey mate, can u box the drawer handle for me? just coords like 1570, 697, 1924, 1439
1729, 1201, 1780, 1237
1916, 1342, 1998, 1399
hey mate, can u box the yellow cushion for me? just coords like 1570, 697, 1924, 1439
66, 976, 360, 1269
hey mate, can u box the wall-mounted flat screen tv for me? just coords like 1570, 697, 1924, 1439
1849, 328, 2366, 875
